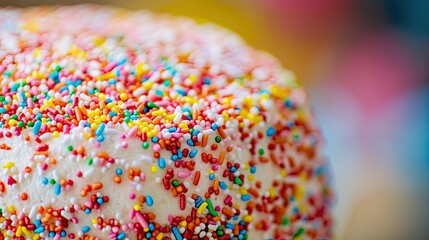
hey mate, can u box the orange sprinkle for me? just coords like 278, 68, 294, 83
202, 134, 208, 147
218, 151, 225, 165
113, 176, 122, 184
217, 126, 226, 138
21, 192, 28, 200
97, 151, 109, 159
92, 182, 103, 190
193, 171, 201, 186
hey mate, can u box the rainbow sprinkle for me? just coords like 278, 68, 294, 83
0, 5, 332, 240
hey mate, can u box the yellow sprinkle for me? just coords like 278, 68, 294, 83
178, 123, 188, 129
247, 175, 255, 181
197, 202, 208, 214
151, 110, 165, 117
280, 169, 287, 178
52, 131, 60, 137
7, 205, 15, 213
15, 226, 22, 237
142, 81, 153, 90
243, 215, 253, 222
179, 221, 187, 227
21, 226, 30, 236
32, 234, 41, 240
156, 233, 164, 240
238, 187, 247, 195
120, 93, 128, 101
133, 204, 141, 211
8, 119, 18, 127
150, 166, 157, 173
3, 162, 14, 169
269, 187, 276, 198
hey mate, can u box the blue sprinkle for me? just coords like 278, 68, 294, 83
285, 99, 293, 108
187, 139, 194, 146
146, 195, 154, 206
203, 77, 211, 85
82, 226, 90, 233
155, 90, 164, 96
106, 98, 113, 103
189, 149, 198, 158
116, 168, 123, 175
130, 115, 138, 120
233, 215, 239, 221
177, 148, 183, 159
84, 208, 91, 214
49, 231, 55, 237
209, 174, 215, 180
0, 107, 5, 114
95, 123, 105, 136
54, 183, 61, 195
97, 134, 105, 142
11, 83, 19, 92
49, 71, 60, 83
108, 79, 117, 85
60, 231, 67, 237
108, 111, 117, 116
34, 226, 44, 233
33, 120, 42, 135
225, 223, 234, 229
250, 166, 256, 174
34, 220, 42, 226
172, 226, 183, 240
192, 130, 199, 136
219, 181, 227, 190
241, 194, 251, 201
229, 167, 237, 173
158, 158, 166, 169
171, 155, 178, 161
169, 127, 177, 132
149, 223, 155, 231
266, 127, 275, 137
176, 89, 186, 96
211, 123, 218, 130
42, 177, 49, 185
145, 232, 152, 238
97, 197, 104, 204
151, 137, 159, 143
117, 232, 126, 240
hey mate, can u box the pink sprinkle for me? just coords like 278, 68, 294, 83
41, 163, 48, 171
77, 171, 83, 177
129, 193, 136, 199
136, 212, 148, 229
108, 233, 117, 239
152, 143, 161, 151
211, 165, 218, 171
95, 142, 101, 148
121, 142, 128, 148
168, 215, 173, 222
177, 171, 191, 178
129, 209, 136, 219
127, 125, 138, 138
103, 61, 118, 73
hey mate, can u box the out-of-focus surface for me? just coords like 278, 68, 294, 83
1, 0, 428, 239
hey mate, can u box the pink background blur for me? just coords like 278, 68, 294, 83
2, 0, 429, 239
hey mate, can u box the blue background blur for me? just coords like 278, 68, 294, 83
1, 0, 429, 238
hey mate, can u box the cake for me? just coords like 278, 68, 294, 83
0, 5, 332, 240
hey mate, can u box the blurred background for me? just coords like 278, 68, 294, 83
1, 0, 428, 239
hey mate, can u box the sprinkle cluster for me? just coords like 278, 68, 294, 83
0, 5, 332, 240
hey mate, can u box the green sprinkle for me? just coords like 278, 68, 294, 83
172, 180, 180, 187
206, 199, 218, 217
49, 179, 56, 185
147, 101, 160, 109
124, 117, 130, 123
0, 96, 4, 102
87, 158, 93, 166
215, 136, 222, 143
234, 177, 243, 185
55, 65, 62, 71
67, 145, 73, 151
32, 96, 38, 102
27, 121, 34, 127
282, 217, 289, 226
258, 148, 264, 155
142, 142, 149, 149
18, 121, 25, 128
64, 113, 70, 119
10, 114, 18, 120
293, 227, 304, 239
